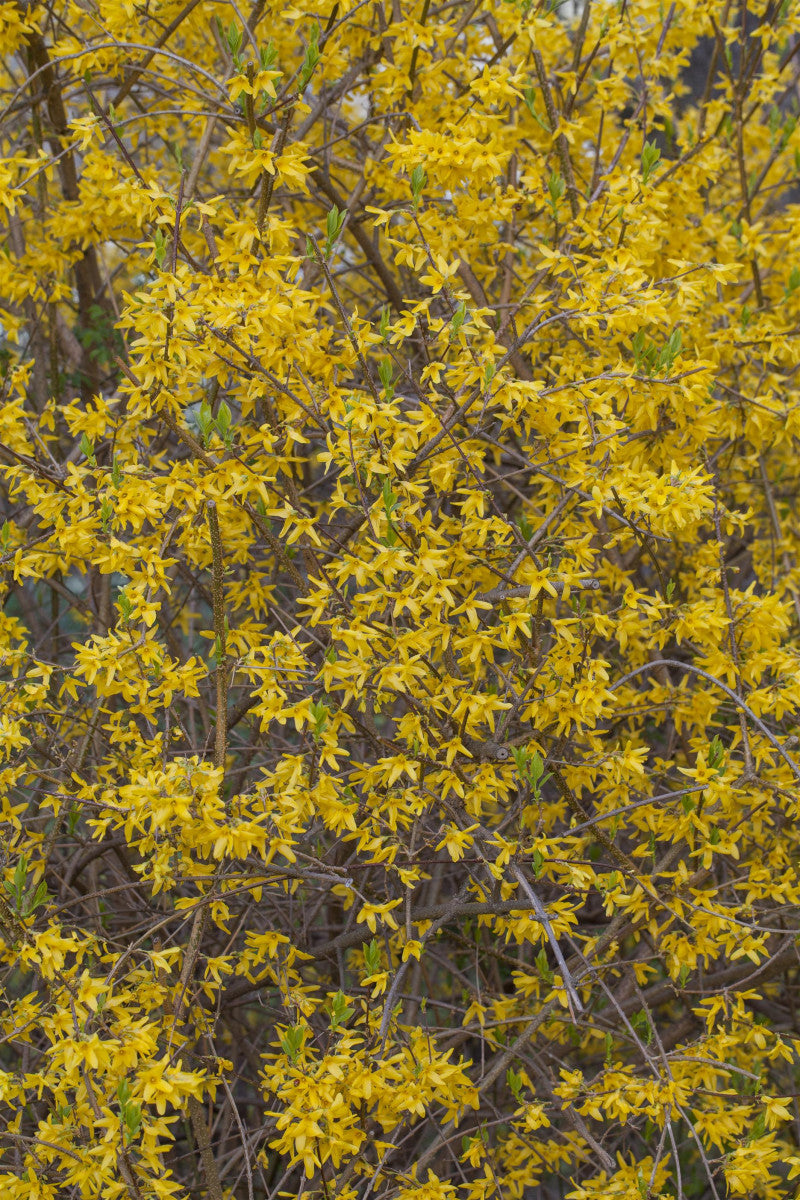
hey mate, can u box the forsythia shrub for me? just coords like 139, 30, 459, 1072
3, 0, 800, 1196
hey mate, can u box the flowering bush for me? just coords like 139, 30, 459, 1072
3, 0, 800, 1196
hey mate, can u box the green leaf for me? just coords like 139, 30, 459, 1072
329, 989, 355, 1028
117, 590, 133, 624
745, 1110, 767, 1145
23, 879, 49, 917
363, 938, 381, 975
535, 948, 553, 984
299, 23, 321, 90
641, 139, 661, 185
280, 1024, 305, 1063
708, 734, 724, 770
124, 1103, 141, 1141
216, 399, 233, 444
378, 357, 394, 398
382, 477, 397, 514
197, 399, 214, 444
450, 300, 468, 339
547, 171, 565, 209
410, 164, 426, 209
309, 699, 329, 737
517, 513, 533, 541
227, 21, 242, 55
152, 227, 167, 268
80, 433, 96, 465
523, 83, 549, 129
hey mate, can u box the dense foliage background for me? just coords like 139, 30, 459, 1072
3, 0, 800, 1196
